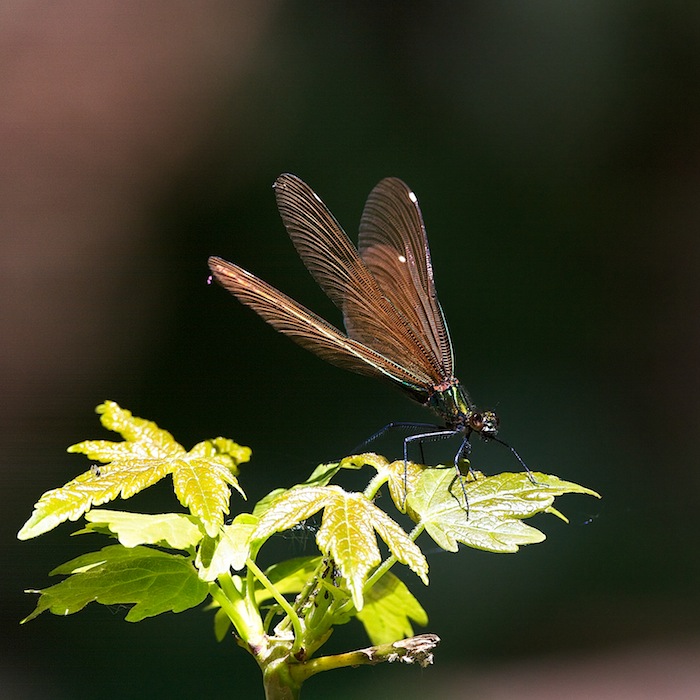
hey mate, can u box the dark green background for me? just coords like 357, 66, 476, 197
3, 2, 699, 698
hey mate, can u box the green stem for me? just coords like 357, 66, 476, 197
208, 580, 265, 647
291, 557, 326, 614
363, 472, 387, 501
288, 634, 439, 685
246, 558, 305, 655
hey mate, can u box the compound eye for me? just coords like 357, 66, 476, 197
470, 413, 484, 430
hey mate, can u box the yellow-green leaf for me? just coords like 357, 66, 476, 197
82, 510, 204, 550
410, 469, 600, 553
357, 572, 428, 645
73, 401, 183, 460
188, 438, 251, 477
17, 401, 248, 540
18, 460, 171, 540
341, 453, 424, 513
253, 485, 428, 610
171, 458, 244, 538
22, 545, 208, 623
195, 513, 258, 581
316, 491, 383, 609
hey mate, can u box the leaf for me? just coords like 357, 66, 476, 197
82, 510, 205, 549
22, 545, 209, 623
18, 459, 172, 541
341, 453, 424, 512
17, 401, 248, 540
70, 400, 184, 460
301, 461, 345, 487
253, 486, 428, 609
195, 514, 258, 582
252, 461, 344, 518
410, 470, 600, 553
202, 437, 251, 475
357, 572, 428, 645
171, 457, 244, 538
214, 607, 232, 642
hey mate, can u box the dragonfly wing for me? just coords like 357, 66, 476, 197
208, 256, 431, 402
274, 174, 443, 385
358, 177, 453, 378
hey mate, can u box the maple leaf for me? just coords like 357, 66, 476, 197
195, 513, 258, 582
356, 571, 428, 645
252, 485, 428, 609
81, 510, 205, 550
340, 453, 424, 512
18, 401, 249, 540
410, 469, 600, 553
22, 545, 209, 623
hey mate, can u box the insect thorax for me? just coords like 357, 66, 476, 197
427, 379, 476, 430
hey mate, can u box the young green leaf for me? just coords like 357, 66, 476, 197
300, 461, 344, 487
170, 452, 244, 538
22, 545, 209, 623
356, 571, 428, 645
82, 510, 205, 550
341, 453, 424, 512
195, 513, 258, 581
253, 485, 428, 609
17, 460, 172, 541
205, 437, 252, 472
410, 469, 600, 553
17, 401, 248, 540
213, 606, 232, 642
252, 461, 345, 517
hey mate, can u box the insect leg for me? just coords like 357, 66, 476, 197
355, 421, 442, 453
491, 436, 537, 484
403, 429, 461, 504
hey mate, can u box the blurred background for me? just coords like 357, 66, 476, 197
2, 2, 699, 698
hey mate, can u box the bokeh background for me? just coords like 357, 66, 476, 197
2, 2, 699, 698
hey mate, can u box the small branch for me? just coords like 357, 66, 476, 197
291, 633, 440, 683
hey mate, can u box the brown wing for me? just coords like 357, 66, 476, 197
208, 257, 430, 403
273, 174, 445, 386
358, 178, 453, 378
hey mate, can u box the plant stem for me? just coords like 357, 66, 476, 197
289, 634, 440, 684
246, 558, 304, 654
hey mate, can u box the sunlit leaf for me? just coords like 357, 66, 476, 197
341, 453, 424, 513
214, 606, 231, 642
357, 571, 428, 645
17, 401, 248, 540
82, 510, 205, 550
252, 461, 344, 518
316, 492, 383, 610
300, 461, 343, 487
410, 470, 600, 553
68, 401, 182, 461
17, 460, 172, 540
253, 485, 428, 609
198, 437, 251, 475
171, 458, 244, 538
196, 514, 258, 582
22, 545, 209, 623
